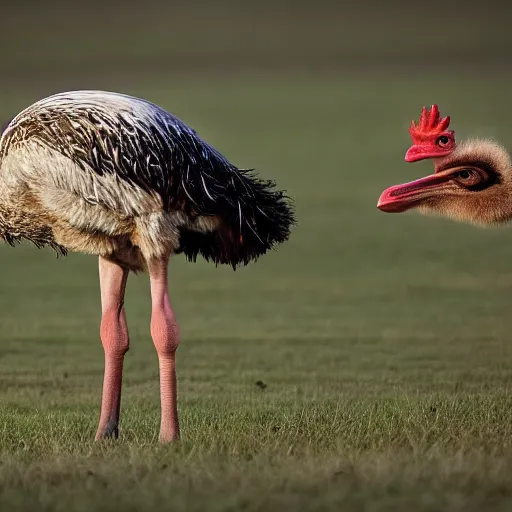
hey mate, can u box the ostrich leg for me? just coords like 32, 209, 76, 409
148, 255, 180, 443
95, 256, 130, 440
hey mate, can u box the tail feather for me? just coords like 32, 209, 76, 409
175, 168, 295, 269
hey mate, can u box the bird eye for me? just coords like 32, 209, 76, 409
453, 168, 488, 188
437, 135, 450, 147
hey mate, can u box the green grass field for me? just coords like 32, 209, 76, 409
2, 70, 512, 511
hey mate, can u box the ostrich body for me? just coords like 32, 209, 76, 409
0, 90, 294, 442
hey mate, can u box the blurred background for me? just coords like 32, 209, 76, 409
1, 0, 512, 421
2, 1, 511, 100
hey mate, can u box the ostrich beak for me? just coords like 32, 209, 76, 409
377, 171, 452, 213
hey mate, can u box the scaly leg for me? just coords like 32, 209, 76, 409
148, 255, 180, 443
95, 256, 130, 440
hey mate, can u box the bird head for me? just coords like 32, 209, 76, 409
378, 139, 512, 226
405, 105, 456, 163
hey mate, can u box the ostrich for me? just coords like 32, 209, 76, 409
377, 106, 512, 226
0, 90, 295, 443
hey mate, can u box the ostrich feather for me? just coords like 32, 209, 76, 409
0, 90, 295, 268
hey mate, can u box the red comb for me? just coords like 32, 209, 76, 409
408, 105, 452, 143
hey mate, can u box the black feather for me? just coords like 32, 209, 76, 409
176, 169, 295, 268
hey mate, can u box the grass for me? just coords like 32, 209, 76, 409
2, 71, 512, 510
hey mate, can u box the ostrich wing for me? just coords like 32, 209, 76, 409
0, 90, 241, 215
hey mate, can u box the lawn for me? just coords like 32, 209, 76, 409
1, 72, 512, 511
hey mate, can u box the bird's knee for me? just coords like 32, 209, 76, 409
150, 311, 180, 356
100, 306, 130, 356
